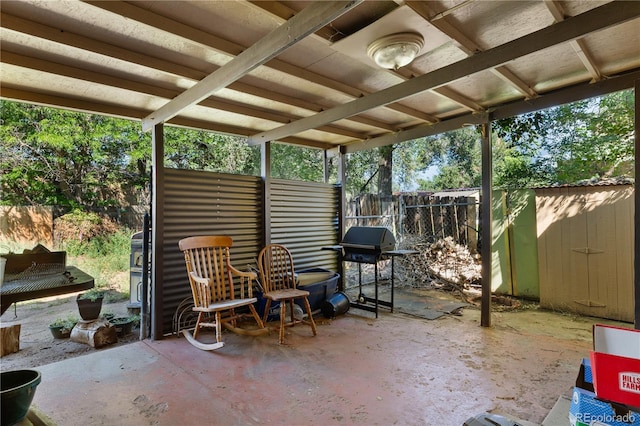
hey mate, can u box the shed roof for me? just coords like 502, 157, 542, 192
2, 1, 639, 152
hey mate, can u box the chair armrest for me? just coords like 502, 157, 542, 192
228, 265, 257, 281
188, 272, 212, 308
227, 265, 258, 298
189, 272, 210, 286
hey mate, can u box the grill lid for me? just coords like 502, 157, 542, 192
341, 226, 396, 252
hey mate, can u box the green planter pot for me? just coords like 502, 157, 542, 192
48, 325, 72, 339
1, 369, 42, 426
110, 317, 133, 337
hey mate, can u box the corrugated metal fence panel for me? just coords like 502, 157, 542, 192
269, 179, 340, 271
160, 168, 263, 335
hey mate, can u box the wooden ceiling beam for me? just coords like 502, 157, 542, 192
141, 1, 363, 130
87, 1, 436, 125
544, 0, 603, 82
432, 87, 484, 112
247, 1, 339, 42
2, 49, 369, 140
407, 1, 538, 99
248, 1, 640, 144
344, 68, 640, 153
1, 10, 395, 133
0, 85, 334, 150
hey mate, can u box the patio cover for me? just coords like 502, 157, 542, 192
2, 1, 639, 151
1, 0, 639, 328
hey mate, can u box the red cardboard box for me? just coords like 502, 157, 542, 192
590, 324, 640, 408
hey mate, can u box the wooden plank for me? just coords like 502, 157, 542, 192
613, 186, 634, 321
544, 189, 566, 308
143, 1, 362, 130
249, 2, 640, 144
1, 323, 20, 357
535, 189, 551, 306
585, 188, 614, 315
568, 188, 591, 315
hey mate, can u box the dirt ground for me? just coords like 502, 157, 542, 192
1, 292, 140, 371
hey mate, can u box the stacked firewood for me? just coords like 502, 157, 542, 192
396, 235, 481, 292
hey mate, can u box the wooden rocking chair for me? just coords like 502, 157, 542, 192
178, 236, 266, 350
258, 244, 317, 344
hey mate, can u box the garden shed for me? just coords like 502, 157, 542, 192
1, 0, 639, 337
536, 182, 635, 322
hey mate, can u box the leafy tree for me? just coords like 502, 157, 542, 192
0, 102, 149, 208
546, 90, 634, 182
0, 101, 260, 210
377, 145, 393, 197
164, 127, 259, 175
344, 136, 447, 197
494, 89, 634, 185
345, 149, 378, 197
492, 141, 550, 189
394, 136, 446, 190
270, 143, 324, 182
415, 127, 482, 191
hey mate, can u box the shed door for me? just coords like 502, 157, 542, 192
537, 186, 634, 322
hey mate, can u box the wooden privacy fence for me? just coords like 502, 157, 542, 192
0, 206, 54, 245
0, 205, 149, 248
347, 192, 480, 251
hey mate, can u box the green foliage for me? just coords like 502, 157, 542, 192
48, 210, 131, 293
54, 210, 119, 246
494, 89, 634, 186
345, 150, 378, 197
164, 127, 260, 175
2, 89, 633, 207
345, 136, 446, 196
270, 143, 325, 181
111, 314, 140, 326
491, 138, 552, 189
57, 225, 131, 293
0, 101, 261, 210
415, 127, 482, 191
0, 101, 150, 208
78, 287, 105, 301
49, 315, 79, 332
393, 136, 446, 191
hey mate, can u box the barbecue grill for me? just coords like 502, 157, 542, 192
340, 226, 395, 264
324, 226, 417, 317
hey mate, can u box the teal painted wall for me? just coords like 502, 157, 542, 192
491, 189, 540, 299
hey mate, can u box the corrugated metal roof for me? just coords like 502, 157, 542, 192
1, 1, 639, 152
532, 177, 635, 189
431, 189, 480, 198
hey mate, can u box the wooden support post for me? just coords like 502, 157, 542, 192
480, 119, 493, 327
634, 79, 639, 329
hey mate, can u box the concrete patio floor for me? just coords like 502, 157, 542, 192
25, 306, 627, 426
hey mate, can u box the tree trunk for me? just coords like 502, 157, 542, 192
378, 145, 393, 196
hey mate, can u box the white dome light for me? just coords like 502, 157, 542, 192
367, 32, 424, 70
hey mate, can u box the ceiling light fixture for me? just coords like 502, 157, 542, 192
367, 32, 424, 70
